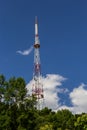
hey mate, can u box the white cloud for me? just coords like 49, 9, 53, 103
69, 83, 87, 114
26, 74, 66, 110
58, 83, 87, 114
16, 46, 33, 56
26, 74, 87, 114
42, 74, 66, 110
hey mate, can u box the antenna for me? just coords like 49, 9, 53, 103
32, 17, 44, 109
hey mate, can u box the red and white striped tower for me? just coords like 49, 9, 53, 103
32, 17, 44, 109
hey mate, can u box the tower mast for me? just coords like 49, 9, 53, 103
32, 17, 44, 109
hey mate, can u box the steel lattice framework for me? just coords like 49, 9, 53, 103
32, 17, 44, 109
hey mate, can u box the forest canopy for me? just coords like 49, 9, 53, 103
0, 74, 87, 130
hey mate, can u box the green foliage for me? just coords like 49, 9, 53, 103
52, 109, 75, 130
5, 77, 27, 104
74, 114, 87, 129
0, 75, 6, 102
39, 123, 53, 130
0, 74, 87, 130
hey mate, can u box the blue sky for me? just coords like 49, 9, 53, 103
0, 0, 87, 113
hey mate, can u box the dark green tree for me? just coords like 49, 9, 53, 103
4, 77, 27, 105
52, 109, 74, 130
0, 75, 6, 102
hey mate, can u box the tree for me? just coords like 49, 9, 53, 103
4, 77, 27, 105
2, 74, 86, 130
0, 75, 6, 102
74, 114, 87, 130
15, 77, 27, 102
0, 75, 27, 129
53, 109, 74, 130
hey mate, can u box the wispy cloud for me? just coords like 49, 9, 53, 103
16, 46, 33, 56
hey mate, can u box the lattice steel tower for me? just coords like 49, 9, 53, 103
32, 17, 44, 109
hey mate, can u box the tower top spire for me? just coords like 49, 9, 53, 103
35, 16, 38, 36
34, 16, 40, 48
35, 16, 38, 24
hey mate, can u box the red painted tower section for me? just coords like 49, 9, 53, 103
32, 17, 44, 109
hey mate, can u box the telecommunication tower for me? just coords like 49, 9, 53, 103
32, 17, 44, 109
